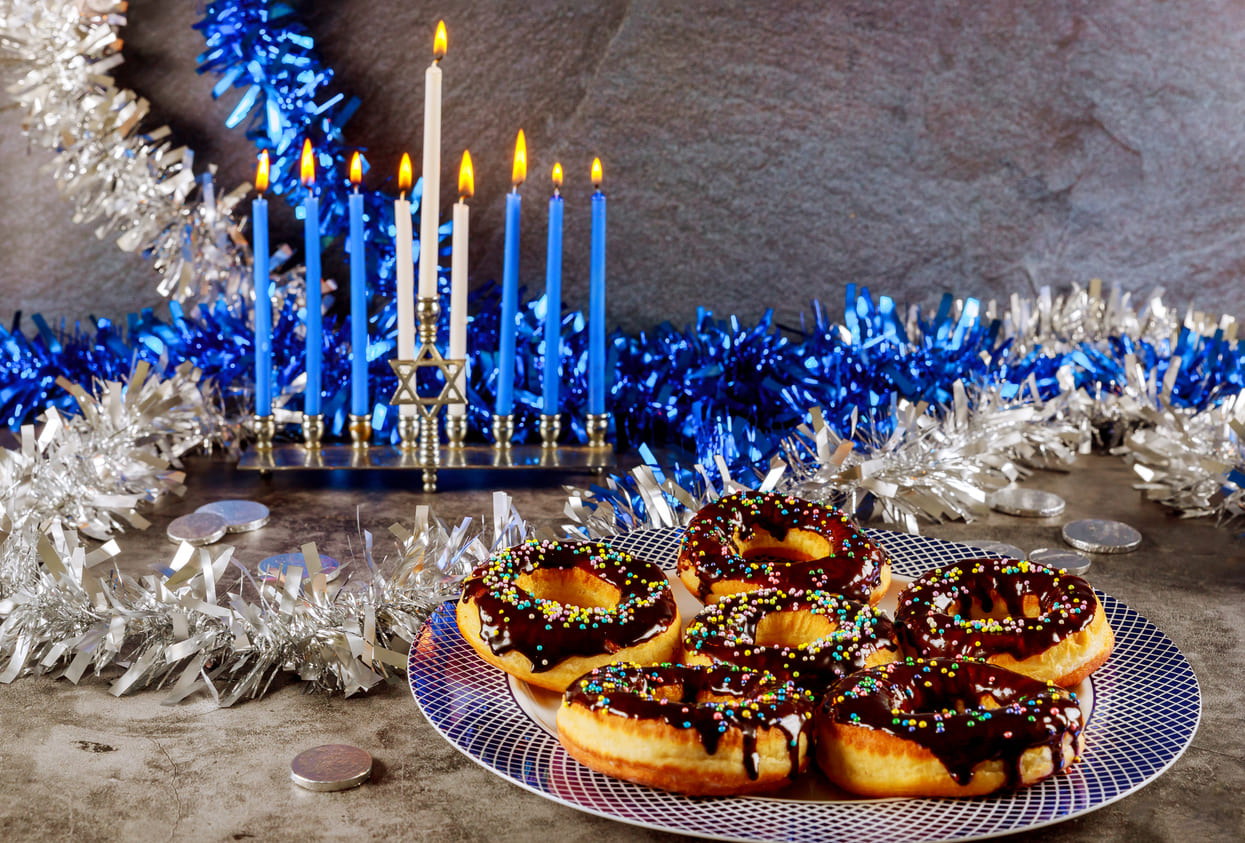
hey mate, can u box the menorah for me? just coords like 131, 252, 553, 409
238, 294, 613, 492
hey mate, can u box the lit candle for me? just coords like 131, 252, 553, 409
418, 21, 447, 299
542, 162, 564, 416
252, 150, 272, 417
495, 129, 526, 416
301, 139, 322, 417
589, 157, 607, 415
448, 150, 472, 418
348, 151, 368, 417
395, 153, 416, 416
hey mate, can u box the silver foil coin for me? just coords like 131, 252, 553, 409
258, 552, 341, 582
1062, 519, 1142, 554
166, 512, 228, 546
290, 744, 372, 792
1028, 546, 1092, 575
196, 499, 270, 532
962, 540, 1026, 560
988, 486, 1067, 518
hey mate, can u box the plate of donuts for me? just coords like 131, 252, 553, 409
410, 527, 1201, 842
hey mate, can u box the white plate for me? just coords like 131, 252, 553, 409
410, 528, 1201, 842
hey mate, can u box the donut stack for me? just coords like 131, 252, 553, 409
454, 491, 1114, 798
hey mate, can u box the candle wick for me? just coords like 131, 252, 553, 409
553, 188, 560, 198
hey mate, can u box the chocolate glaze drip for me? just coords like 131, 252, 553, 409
564, 663, 816, 781
683, 589, 899, 694
823, 658, 1084, 787
460, 540, 677, 673
896, 557, 1099, 661
678, 491, 888, 602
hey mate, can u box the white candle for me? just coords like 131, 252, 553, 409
395, 153, 416, 417
448, 150, 472, 417
418, 21, 446, 299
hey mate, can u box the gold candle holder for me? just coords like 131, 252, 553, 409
302, 413, 325, 450
348, 413, 372, 450
585, 413, 609, 449
492, 413, 515, 449
445, 413, 467, 448
254, 415, 276, 452
539, 413, 561, 449
397, 415, 419, 452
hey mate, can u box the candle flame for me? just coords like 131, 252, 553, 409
433, 20, 447, 60
552, 162, 563, 189
512, 129, 527, 187
300, 139, 315, 186
349, 151, 362, 186
398, 152, 412, 195
255, 150, 269, 194
458, 150, 474, 199
591, 157, 603, 189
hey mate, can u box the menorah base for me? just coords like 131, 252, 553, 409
238, 443, 615, 489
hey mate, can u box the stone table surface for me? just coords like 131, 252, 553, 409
0, 453, 1241, 842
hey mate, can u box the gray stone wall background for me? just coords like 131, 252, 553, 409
2, 0, 1244, 335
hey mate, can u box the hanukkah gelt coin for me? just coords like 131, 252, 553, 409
988, 487, 1066, 518
962, 540, 1026, 560
196, 499, 270, 533
290, 744, 372, 792
258, 552, 341, 583
1028, 546, 1092, 575
166, 512, 228, 546
1062, 519, 1142, 554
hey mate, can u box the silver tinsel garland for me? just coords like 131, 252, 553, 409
0, 363, 529, 703
0, 0, 308, 312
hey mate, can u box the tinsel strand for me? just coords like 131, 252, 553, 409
0, 362, 529, 702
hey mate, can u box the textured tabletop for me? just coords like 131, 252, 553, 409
0, 453, 1238, 842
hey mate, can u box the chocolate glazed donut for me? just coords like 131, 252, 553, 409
558, 663, 817, 795
682, 588, 900, 693
896, 557, 1114, 686
456, 539, 681, 692
677, 491, 891, 605
817, 657, 1085, 797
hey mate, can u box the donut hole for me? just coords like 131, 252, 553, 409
736, 528, 831, 564
925, 690, 1007, 716
965, 592, 1043, 621
645, 682, 686, 703
514, 567, 622, 610
641, 681, 729, 705
755, 611, 837, 648
639, 679, 752, 708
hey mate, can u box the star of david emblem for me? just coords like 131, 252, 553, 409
389, 345, 467, 421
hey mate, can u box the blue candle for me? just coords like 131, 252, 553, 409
588, 158, 607, 415
301, 139, 322, 416
252, 151, 272, 417
542, 164, 564, 416
496, 130, 526, 416
348, 152, 368, 417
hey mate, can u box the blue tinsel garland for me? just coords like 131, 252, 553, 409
4, 284, 1241, 470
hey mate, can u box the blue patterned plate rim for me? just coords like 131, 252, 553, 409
409, 527, 1202, 843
